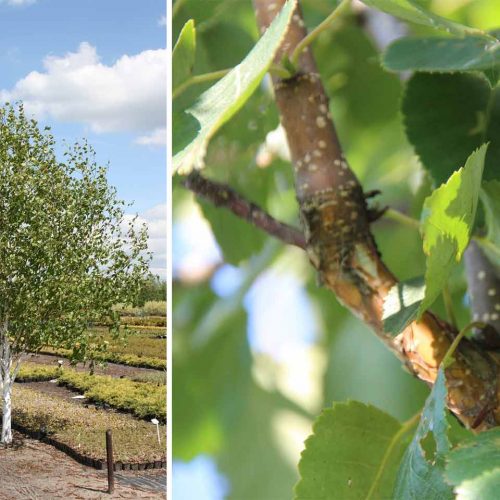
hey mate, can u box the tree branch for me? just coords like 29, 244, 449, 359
465, 241, 500, 348
183, 171, 306, 249
253, 0, 499, 430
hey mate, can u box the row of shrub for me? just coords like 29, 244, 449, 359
39, 347, 166, 370
7, 385, 165, 463
58, 371, 166, 423
16, 364, 166, 423
113, 300, 166, 317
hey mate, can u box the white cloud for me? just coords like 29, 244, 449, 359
1, 42, 166, 141
125, 204, 166, 279
1, 0, 36, 5
135, 127, 166, 146
158, 15, 166, 26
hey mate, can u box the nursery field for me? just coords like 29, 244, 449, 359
40, 322, 166, 369
3, 313, 167, 475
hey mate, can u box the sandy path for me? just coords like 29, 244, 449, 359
0, 433, 165, 499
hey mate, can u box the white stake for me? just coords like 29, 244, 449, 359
151, 418, 160, 445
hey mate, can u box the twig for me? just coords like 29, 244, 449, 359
252, 0, 500, 430
183, 171, 306, 249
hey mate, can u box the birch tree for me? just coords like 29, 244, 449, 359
0, 103, 150, 444
173, 0, 500, 497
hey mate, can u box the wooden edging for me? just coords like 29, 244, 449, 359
11, 421, 166, 471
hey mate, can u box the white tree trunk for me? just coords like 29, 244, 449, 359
0, 322, 21, 445
0, 324, 12, 444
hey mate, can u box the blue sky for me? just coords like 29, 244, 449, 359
0, 0, 166, 276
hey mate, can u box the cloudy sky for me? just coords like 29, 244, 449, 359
0, 0, 166, 277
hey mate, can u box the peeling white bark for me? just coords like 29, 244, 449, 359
0, 321, 22, 445
1, 322, 13, 444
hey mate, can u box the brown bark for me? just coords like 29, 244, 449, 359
253, 0, 499, 430
464, 241, 500, 349
184, 172, 306, 249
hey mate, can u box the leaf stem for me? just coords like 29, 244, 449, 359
173, 68, 231, 99
385, 208, 420, 231
290, 0, 351, 68
442, 284, 458, 330
364, 410, 421, 500
269, 63, 293, 79
442, 321, 486, 368
385, 209, 496, 253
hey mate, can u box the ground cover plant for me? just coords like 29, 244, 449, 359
16, 364, 166, 422
37, 320, 166, 369
39, 347, 166, 370
10, 385, 165, 463
57, 370, 166, 422
173, 0, 500, 497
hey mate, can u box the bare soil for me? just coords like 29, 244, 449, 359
19, 380, 89, 405
0, 432, 165, 499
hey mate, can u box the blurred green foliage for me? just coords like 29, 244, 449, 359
173, 0, 500, 498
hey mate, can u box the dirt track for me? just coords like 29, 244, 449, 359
0, 433, 166, 499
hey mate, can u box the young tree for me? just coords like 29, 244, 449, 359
174, 0, 500, 497
0, 103, 150, 444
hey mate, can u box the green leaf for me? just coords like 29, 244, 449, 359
446, 428, 500, 486
418, 144, 487, 315
315, 22, 401, 129
172, 110, 199, 156
477, 180, 500, 267
445, 428, 500, 500
383, 276, 425, 335
360, 0, 491, 38
295, 401, 415, 500
394, 368, 454, 500
453, 469, 500, 500
403, 73, 500, 185
173, 19, 196, 91
173, 0, 296, 174
384, 36, 500, 73
198, 198, 267, 266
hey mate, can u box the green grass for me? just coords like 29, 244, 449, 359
6, 385, 165, 463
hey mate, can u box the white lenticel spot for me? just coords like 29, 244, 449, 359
316, 116, 327, 128
488, 288, 496, 296
491, 313, 499, 321
318, 140, 326, 149
478, 270, 486, 280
